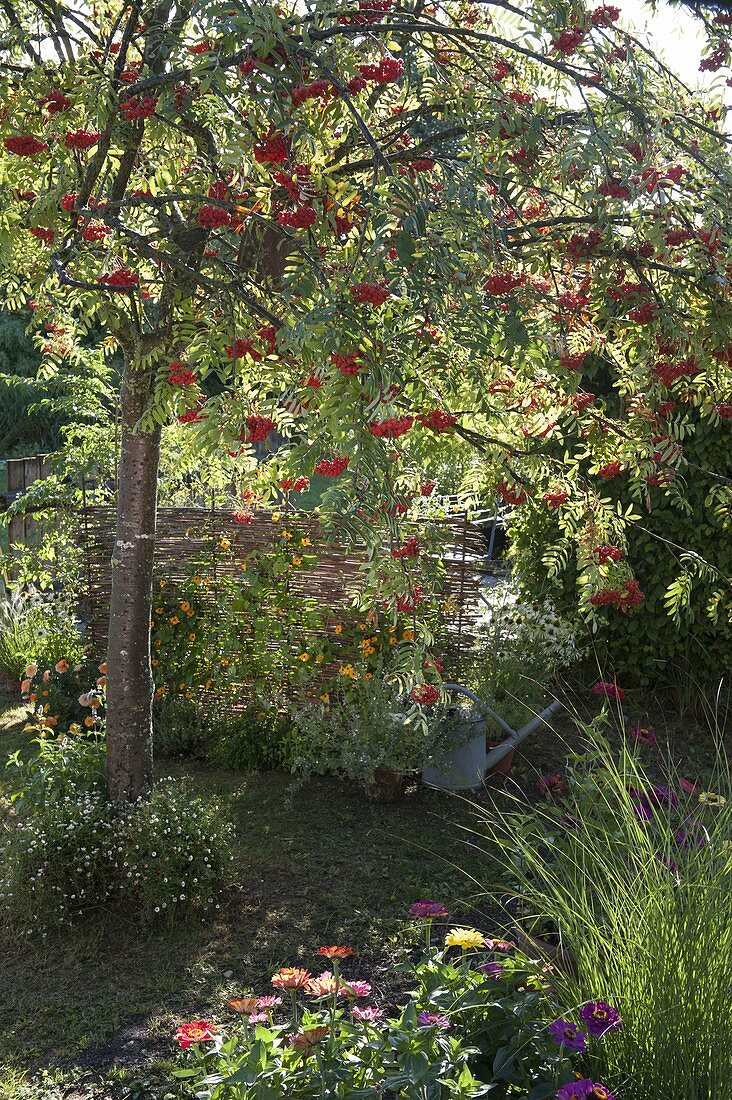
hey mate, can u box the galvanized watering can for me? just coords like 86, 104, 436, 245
422, 682, 562, 792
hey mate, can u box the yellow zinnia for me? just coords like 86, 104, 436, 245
699, 791, 727, 807
445, 927, 484, 950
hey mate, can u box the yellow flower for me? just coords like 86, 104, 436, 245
205, 679, 213, 690
151, 658, 159, 667
315, 653, 324, 663
188, 632, 196, 641
272, 511, 281, 522
159, 579, 166, 588
699, 791, 727, 807
155, 606, 163, 614
334, 624, 343, 635
180, 601, 191, 612
358, 624, 367, 632
221, 657, 230, 667
364, 672, 373, 680
239, 560, 248, 571
281, 529, 292, 539
292, 556, 302, 566
445, 927, 484, 950
389, 637, 397, 645
220, 538, 231, 550
154, 638, 162, 647
192, 575, 202, 585
154, 685, 167, 700
301, 536, 311, 547
178, 682, 185, 691
68, 723, 81, 735
339, 664, 358, 679
298, 653, 310, 662
402, 629, 414, 641
320, 692, 330, 704
169, 615, 180, 625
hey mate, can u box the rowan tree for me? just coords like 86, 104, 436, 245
2, 0, 731, 804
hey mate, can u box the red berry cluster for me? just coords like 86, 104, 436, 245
259, 325, 278, 354
226, 338, 261, 361
61, 191, 77, 212
339, 0, 392, 25
303, 372, 324, 389
597, 461, 623, 479
591, 5, 620, 26
279, 476, 310, 492
277, 204, 317, 229
197, 203, 233, 228
401, 157, 436, 175
81, 221, 111, 242
28, 227, 55, 244
232, 509, 255, 524
551, 27, 586, 56
664, 229, 693, 247
557, 291, 589, 311
716, 403, 732, 419
595, 544, 624, 563
417, 408, 457, 432
497, 481, 528, 505
292, 79, 333, 107
64, 129, 101, 150
628, 302, 657, 324
410, 683, 440, 706
242, 415, 276, 443
177, 407, 204, 424
98, 268, 139, 289
396, 585, 424, 613
39, 90, 72, 114
119, 95, 158, 120
607, 279, 645, 303
119, 67, 139, 83
350, 281, 390, 306
168, 361, 197, 386
563, 229, 603, 261
369, 415, 414, 439
420, 480, 436, 497
483, 272, 524, 295
488, 376, 515, 395
4, 134, 49, 156
598, 179, 632, 201
314, 456, 349, 476
638, 164, 684, 192
589, 579, 645, 612
358, 57, 403, 84
331, 352, 363, 375
253, 129, 289, 165
653, 358, 699, 387
391, 536, 420, 559
699, 45, 728, 74
560, 352, 586, 370
542, 489, 569, 508
188, 39, 213, 54
571, 390, 596, 411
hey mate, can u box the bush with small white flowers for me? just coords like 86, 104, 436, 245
0, 778, 235, 931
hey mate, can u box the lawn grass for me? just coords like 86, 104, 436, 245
0, 696, 503, 1093
0, 683, 722, 1098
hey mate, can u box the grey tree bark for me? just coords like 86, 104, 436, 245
105, 357, 162, 806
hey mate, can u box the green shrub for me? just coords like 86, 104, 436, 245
5, 729, 106, 810
154, 694, 295, 771
477, 721, 732, 1098
0, 778, 235, 931
507, 419, 732, 693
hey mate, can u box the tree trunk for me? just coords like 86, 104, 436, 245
106, 358, 161, 807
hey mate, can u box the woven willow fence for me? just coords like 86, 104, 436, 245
79, 506, 489, 672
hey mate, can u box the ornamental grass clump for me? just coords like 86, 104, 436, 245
475, 719, 732, 1098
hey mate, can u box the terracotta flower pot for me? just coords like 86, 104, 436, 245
486, 744, 515, 776
365, 766, 405, 803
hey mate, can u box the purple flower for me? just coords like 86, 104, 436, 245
630, 725, 656, 746
631, 794, 654, 822
548, 1018, 587, 1053
675, 820, 707, 850
579, 1001, 621, 1037
247, 1011, 268, 1024
557, 1082, 616, 1100
417, 1011, 450, 1029
481, 961, 504, 979
538, 773, 569, 796
648, 784, 678, 809
409, 899, 448, 919
591, 681, 624, 700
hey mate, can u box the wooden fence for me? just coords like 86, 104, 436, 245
79, 505, 490, 672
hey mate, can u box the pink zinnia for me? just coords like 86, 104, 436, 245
630, 726, 656, 746
351, 1005, 384, 1022
591, 681, 624, 700
175, 1021, 216, 1048
341, 979, 372, 999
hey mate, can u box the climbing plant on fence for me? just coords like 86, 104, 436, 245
2, 0, 732, 801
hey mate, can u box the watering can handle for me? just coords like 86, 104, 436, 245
441, 682, 515, 737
